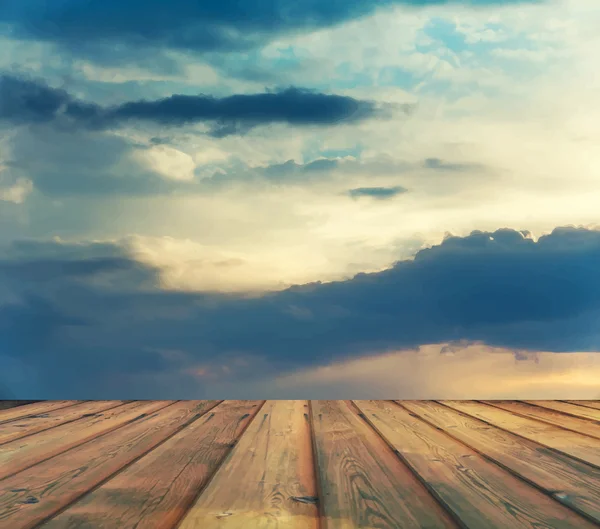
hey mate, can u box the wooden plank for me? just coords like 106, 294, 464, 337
525, 401, 600, 422
311, 400, 458, 529
0, 400, 173, 480
444, 401, 600, 468
402, 400, 600, 524
0, 402, 39, 411
178, 400, 317, 529
0, 401, 79, 424
39, 401, 261, 529
0, 400, 220, 529
355, 400, 597, 529
0, 401, 126, 445
484, 401, 600, 440
568, 401, 600, 411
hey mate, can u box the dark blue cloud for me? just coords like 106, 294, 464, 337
0, 74, 71, 125
348, 186, 408, 199
112, 87, 384, 133
0, 226, 598, 398
0, 75, 384, 135
0, 0, 541, 59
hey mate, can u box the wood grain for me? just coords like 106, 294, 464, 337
524, 401, 600, 422
178, 400, 317, 529
0, 401, 79, 424
311, 400, 458, 529
402, 400, 600, 524
0, 400, 173, 480
39, 400, 260, 529
483, 401, 600, 440
0, 401, 219, 529
0, 401, 125, 445
567, 401, 600, 411
356, 400, 597, 529
444, 401, 600, 469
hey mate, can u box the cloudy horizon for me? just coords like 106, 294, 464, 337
1, 0, 599, 398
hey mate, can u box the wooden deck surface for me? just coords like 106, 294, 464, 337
0, 400, 599, 529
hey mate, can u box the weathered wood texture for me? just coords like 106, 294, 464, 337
357, 400, 596, 529
42, 400, 257, 529
179, 400, 317, 529
444, 400, 600, 468
311, 400, 458, 529
0, 401, 80, 424
567, 401, 600, 411
0, 401, 125, 446
0, 400, 598, 529
483, 400, 600, 440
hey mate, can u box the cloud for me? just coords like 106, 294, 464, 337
1, 225, 599, 397
423, 157, 483, 171
198, 155, 415, 189
0, 75, 386, 136
1, 0, 541, 61
348, 185, 408, 199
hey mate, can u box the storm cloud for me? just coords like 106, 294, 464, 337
0, 0, 541, 59
1, 226, 598, 398
0, 75, 385, 136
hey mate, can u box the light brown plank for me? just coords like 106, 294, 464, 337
0, 401, 126, 445
403, 400, 600, 524
178, 400, 317, 529
0, 401, 80, 424
0, 400, 220, 529
484, 401, 600, 440
311, 400, 458, 529
525, 401, 600, 422
39, 400, 260, 529
567, 401, 600, 411
0, 400, 173, 480
357, 400, 597, 529
444, 401, 600, 468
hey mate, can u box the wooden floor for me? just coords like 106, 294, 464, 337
0, 400, 599, 529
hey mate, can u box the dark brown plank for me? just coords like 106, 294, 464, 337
39, 400, 259, 529
356, 400, 597, 529
311, 400, 458, 529
403, 400, 600, 524
0, 400, 219, 529
0, 401, 126, 445
567, 401, 600, 411
444, 401, 600, 468
178, 400, 317, 529
0, 400, 173, 480
484, 401, 600, 440
0, 401, 80, 424
0, 402, 39, 411
525, 401, 600, 422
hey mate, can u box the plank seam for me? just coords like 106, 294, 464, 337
0, 401, 178, 483
482, 401, 600, 441
348, 400, 469, 529
0, 401, 130, 447
439, 401, 600, 471
520, 401, 600, 425
404, 401, 600, 527
172, 400, 268, 529
0, 401, 88, 426
562, 401, 600, 411
30, 400, 224, 529
307, 400, 326, 529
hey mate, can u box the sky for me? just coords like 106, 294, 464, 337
0, 0, 599, 399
